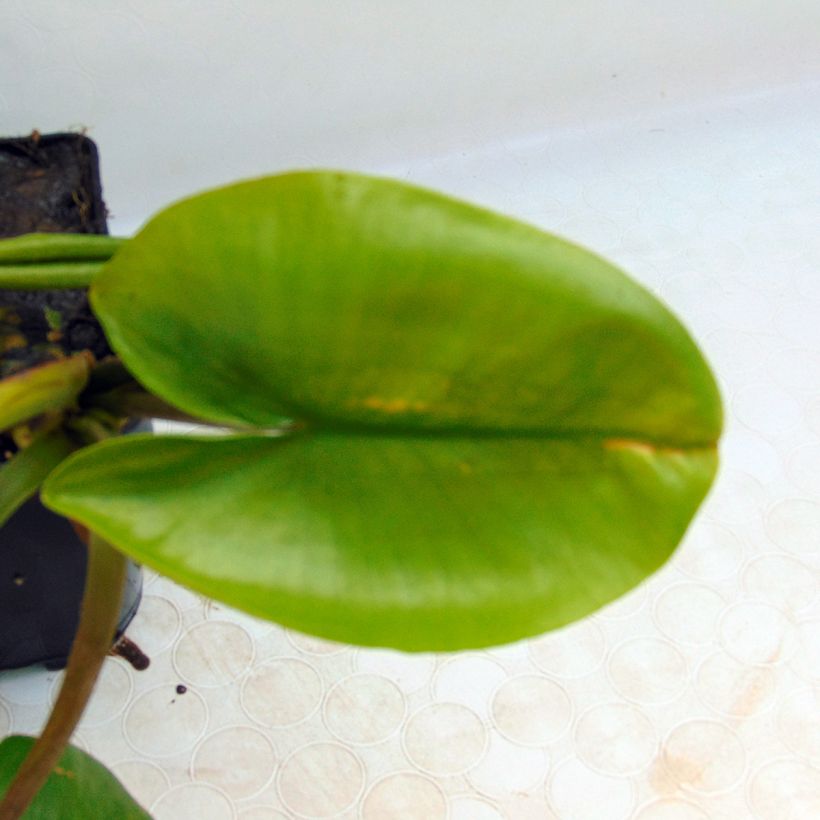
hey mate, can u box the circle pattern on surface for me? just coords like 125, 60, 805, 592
151, 784, 233, 820
662, 720, 746, 794
607, 637, 688, 704
491, 675, 572, 745
361, 773, 448, 820
574, 703, 658, 775
402, 702, 488, 776
241, 658, 323, 727
124, 685, 208, 757
277, 743, 364, 818
549, 758, 635, 820
322, 673, 405, 745
192, 726, 276, 799
173, 620, 254, 687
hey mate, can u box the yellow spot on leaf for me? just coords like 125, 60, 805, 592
360, 397, 428, 414
54, 766, 76, 779
604, 438, 686, 457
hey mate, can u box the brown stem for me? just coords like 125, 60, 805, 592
87, 383, 208, 425
0, 534, 126, 819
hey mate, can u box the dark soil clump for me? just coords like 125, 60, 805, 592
0, 131, 107, 235
0, 132, 113, 380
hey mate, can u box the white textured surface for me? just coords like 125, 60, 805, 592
2, 3, 820, 818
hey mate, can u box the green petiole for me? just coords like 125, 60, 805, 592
0, 234, 126, 289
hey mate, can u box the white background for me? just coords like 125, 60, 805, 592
1, 2, 819, 818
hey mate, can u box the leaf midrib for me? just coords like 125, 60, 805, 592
220, 422, 718, 453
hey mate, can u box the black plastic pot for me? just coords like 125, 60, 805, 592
0, 500, 143, 670
0, 131, 143, 671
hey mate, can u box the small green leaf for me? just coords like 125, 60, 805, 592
0, 354, 91, 432
45, 172, 722, 649
0, 736, 150, 819
44, 308, 62, 331
0, 431, 75, 528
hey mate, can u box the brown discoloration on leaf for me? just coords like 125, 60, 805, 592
360, 396, 429, 414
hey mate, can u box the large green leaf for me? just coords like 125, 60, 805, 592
0, 736, 149, 819
45, 432, 715, 649
90, 172, 720, 441
43, 172, 721, 650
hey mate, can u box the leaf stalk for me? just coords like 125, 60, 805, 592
0, 534, 127, 819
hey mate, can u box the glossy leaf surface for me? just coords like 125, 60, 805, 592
92, 172, 720, 440
0, 736, 149, 819
45, 172, 722, 649
44, 433, 716, 648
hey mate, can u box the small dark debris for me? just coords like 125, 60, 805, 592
109, 635, 150, 671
